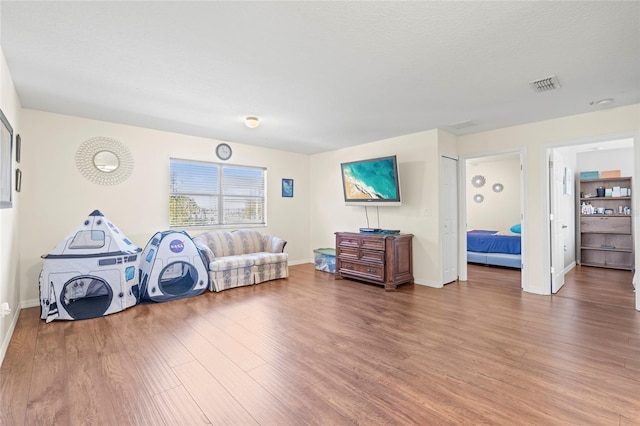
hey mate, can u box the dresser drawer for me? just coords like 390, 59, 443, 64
337, 246, 359, 260
360, 249, 385, 264
360, 237, 386, 251
339, 261, 384, 282
580, 216, 631, 234
338, 235, 361, 249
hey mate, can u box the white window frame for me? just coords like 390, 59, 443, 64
169, 158, 266, 228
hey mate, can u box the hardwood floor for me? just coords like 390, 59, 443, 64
1, 263, 638, 425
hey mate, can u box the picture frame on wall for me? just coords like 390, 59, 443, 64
15, 134, 21, 163
0, 108, 13, 208
15, 169, 21, 193
282, 178, 293, 197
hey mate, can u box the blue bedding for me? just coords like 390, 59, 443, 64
467, 230, 521, 255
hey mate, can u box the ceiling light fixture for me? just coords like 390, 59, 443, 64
589, 98, 614, 106
245, 116, 260, 128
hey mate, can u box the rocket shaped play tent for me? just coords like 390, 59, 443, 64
138, 230, 208, 303
39, 210, 142, 322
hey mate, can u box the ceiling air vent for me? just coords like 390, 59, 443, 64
448, 120, 478, 130
529, 75, 561, 92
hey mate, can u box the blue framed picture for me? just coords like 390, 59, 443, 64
282, 178, 293, 197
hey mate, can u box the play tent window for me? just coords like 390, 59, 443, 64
169, 158, 266, 227
69, 230, 106, 249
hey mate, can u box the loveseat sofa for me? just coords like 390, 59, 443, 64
192, 229, 288, 292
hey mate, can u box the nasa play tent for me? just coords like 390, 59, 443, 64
39, 210, 142, 322
138, 230, 208, 303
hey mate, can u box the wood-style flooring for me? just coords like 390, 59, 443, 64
1, 263, 638, 425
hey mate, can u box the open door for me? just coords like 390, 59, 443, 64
549, 150, 566, 293
441, 156, 458, 284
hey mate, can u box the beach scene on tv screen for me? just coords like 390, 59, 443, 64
342, 158, 398, 200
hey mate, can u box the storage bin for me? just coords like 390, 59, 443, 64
580, 171, 599, 180
313, 248, 336, 273
601, 169, 621, 178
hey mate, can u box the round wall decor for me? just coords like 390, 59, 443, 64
492, 183, 504, 192
75, 137, 134, 185
471, 175, 486, 188
473, 194, 484, 203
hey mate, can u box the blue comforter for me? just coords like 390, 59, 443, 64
467, 230, 521, 255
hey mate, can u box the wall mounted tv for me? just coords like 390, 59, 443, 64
340, 155, 402, 206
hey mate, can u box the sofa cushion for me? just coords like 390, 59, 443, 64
209, 255, 254, 272
249, 252, 288, 266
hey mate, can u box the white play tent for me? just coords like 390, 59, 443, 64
138, 230, 208, 303
39, 210, 142, 322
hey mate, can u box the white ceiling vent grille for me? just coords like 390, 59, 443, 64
529, 75, 561, 92
448, 120, 478, 130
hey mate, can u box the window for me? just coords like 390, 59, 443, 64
169, 158, 266, 227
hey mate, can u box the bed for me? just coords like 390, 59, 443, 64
467, 229, 521, 269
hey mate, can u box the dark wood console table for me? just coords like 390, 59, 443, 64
335, 232, 413, 291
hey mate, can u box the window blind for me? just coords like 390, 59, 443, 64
170, 158, 266, 227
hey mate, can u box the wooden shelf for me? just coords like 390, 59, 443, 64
578, 176, 633, 270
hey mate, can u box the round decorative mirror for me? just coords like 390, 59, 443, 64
492, 183, 504, 193
76, 137, 134, 185
471, 175, 486, 188
473, 194, 484, 203
93, 151, 120, 172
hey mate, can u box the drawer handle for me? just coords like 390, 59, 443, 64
367, 268, 375, 273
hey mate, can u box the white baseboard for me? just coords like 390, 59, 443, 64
21, 299, 40, 309
0, 305, 21, 368
414, 279, 443, 288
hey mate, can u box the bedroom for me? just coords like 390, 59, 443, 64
464, 140, 635, 295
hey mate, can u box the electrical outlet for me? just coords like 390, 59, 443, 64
1, 302, 10, 316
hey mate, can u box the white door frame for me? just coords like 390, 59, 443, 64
458, 148, 527, 290
541, 131, 639, 310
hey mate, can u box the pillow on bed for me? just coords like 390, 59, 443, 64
510, 224, 521, 234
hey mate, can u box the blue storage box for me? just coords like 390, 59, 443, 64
313, 248, 336, 273
580, 171, 599, 180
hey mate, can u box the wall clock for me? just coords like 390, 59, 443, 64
215, 143, 232, 161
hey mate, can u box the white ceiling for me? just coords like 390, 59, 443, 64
1, 1, 639, 155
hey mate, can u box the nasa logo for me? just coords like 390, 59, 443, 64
169, 239, 185, 253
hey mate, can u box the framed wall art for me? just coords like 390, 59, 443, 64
0, 108, 13, 208
15, 134, 21, 163
282, 178, 293, 197
15, 169, 21, 193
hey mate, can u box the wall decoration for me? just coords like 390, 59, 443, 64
473, 194, 484, 203
75, 136, 134, 185
492, 183, 504, 192
282, 178, 293, 197
471, 175, 486, 188
563, 167, 573, 195
15, 134, 21, 163
15, 169, 21, 192
0, 108, 13, 208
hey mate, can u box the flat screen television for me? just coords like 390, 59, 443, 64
340, 155, 401, 206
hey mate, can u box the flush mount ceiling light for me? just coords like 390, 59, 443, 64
589, 98, 614, 106
245, 116, 260, 128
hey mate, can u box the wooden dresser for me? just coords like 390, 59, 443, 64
335, 232, 413, 291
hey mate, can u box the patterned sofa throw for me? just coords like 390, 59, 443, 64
192, 229, 288, 292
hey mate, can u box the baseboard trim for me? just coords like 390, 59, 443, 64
414, 279, 443, 289
21, 299, 40, 309
0, 305, 21, 368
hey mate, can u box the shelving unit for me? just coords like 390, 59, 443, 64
579, 176, 633, 270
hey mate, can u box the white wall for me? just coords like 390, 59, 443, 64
0, 50, 22, 364
310, 129, 457, 287
578, 147, 634, 177
466, 156, 520, 231
18, 109, 311, 305
458, 104, 640, 295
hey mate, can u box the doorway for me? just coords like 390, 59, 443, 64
460, 150, 524, 288
548, 137, 636, 308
